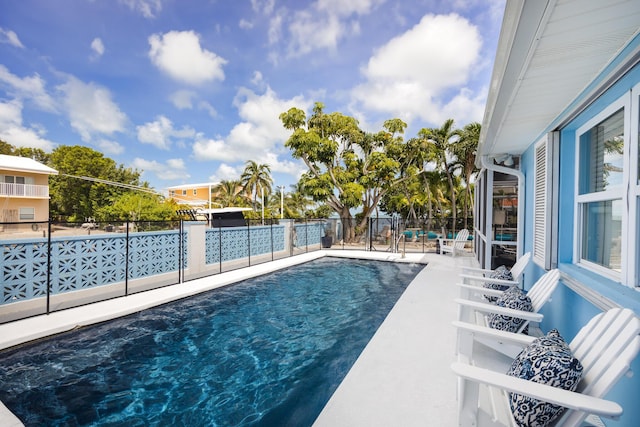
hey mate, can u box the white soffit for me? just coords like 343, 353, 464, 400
479, 0, 640, 157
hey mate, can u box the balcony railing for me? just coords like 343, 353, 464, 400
0, 183, 49, 198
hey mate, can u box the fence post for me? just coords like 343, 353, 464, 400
270, 219, 274, 261
125, 221, 130, 296
218, 222, 222, 273
247, 220, 251, 266
179, 220, 183, 284
46, 219, 52, 314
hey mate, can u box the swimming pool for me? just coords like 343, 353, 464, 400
0, 257, 423, 426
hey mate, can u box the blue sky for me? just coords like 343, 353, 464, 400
0, 0, 505, 193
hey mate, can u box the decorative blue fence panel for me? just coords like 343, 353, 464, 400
272, 226, 285, 252
127, 231, 181, 279
205, 225, 286, 264
205, 229, 221, 265
294, 222, 324, 247
50, 235, 127, 294
1, 239, 49, 304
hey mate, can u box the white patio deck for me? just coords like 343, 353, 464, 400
0, 250, 475, 426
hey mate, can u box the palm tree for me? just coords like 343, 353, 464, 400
452, 122, 480, 229
240, 161, 273, 210
418, 119, 462, 233
284, 183, 312, 218
212, 180, 246, 207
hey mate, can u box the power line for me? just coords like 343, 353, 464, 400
59, 174, 162, 196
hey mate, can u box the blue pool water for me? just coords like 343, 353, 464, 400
0, 257, 423, 426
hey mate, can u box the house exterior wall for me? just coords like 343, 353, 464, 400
517, 44, 640, 426
167, 185, 213, 206
0, 169, 52, 222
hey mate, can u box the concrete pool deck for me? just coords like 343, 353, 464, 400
0, 250, 475, 426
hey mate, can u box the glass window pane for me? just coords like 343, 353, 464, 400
579, 108, 624, 194
581, 200, 622, 271
19, 207, 35, 220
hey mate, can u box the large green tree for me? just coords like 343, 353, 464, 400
280, 102, 417, 242
96, 192, 176, 221
49, 145, 143, 221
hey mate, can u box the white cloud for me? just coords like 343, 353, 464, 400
119, 0, 162, 19
0, 27, 24, 48
251, 0, 275, 15
132, 157, 191, 181
191, 86, 310, 180
57, 77, 127, 141
351, 13, 483, 124
285, 0, 383, 56
267, 12, 283, 45
0, 99, 56, 150
169, 90, 195, 109
251, 70, 264, 87
91, 38, 105, 58
209, 163, 242, 182
0, 65, 56, 112
239, 19, 253, 30
192, 136, 236, 162
197, 101, 218, 118
96, 138, 124, 155
137, 115, 195, 150
148, 30, 227, 85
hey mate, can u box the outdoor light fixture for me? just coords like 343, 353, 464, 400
493, 153, 514, 167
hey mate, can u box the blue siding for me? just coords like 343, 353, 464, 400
516, 42, 640, 426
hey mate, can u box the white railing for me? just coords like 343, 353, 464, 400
0, 183, 49, 198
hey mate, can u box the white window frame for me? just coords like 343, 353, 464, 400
629, 82, 640, 287
19, 207, 35, 221
574, 93, 632, 284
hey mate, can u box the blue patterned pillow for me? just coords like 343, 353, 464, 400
483, 265, 514, 302
487, 287, 532, 332
507, 329, 583, 426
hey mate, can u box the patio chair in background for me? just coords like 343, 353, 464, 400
438, 228, 470, 257
452, 308, 640, 427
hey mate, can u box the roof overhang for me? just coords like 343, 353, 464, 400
0, 154, 58, 175
165, 182, 218, 190
198, 207, 252, 214
478, 0, 640, 164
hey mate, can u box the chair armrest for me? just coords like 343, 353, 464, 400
453, 321, 536, 347
460, 266, 494, 275
451, 362, 623, 419
459, 274, 519, 286
455, 298, 544, 322
456, 283, 513, 298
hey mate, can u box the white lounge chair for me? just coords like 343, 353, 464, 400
458, 252, 531, 293
452, 308, 640, 427
439, 229, 469, 257
456, 269, 561, 357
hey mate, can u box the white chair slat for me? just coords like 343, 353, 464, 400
527, 270, 559, 311
508, 252, 531, 279
453, 308, 640, 427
